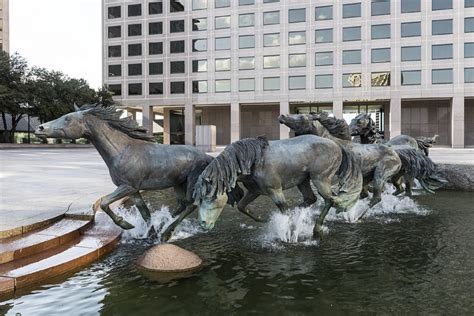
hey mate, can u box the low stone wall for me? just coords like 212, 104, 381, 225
437, 164, 474, 191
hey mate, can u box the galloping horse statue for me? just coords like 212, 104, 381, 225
194, 135, 363, 239
34, 104, 242, 239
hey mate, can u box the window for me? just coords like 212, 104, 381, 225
215, 80, 231, 92
239, 35, 255, 49
372, 0, 390, 16
371, 48, 390, 63
192, 81, 208, 93
128, 44, 142, 56
467, 0, 474, 8
170, 40, 185, 53
372, 24, 390, 39
149, 82, 164, 95
215, 58, 231, 71
315, 6, 332, 20
170, 0, 185, 12
289, 76, 306, 90
343, 73, 362, 87
239, 57, 255, 70
170, 81, 185, 94
108, 45, 121, 58
128, 63, 142, 76
263, 77, 280, 90
465, 68, 474, 83
465, 43, 474, 58
239, 79, 255, 91
109, 84, 122, 96
170, 20, 185, 33
215, 16, 231, 29
343, 50, 361, 64
432, 44, 453, 60
128, 4, 141, 17
108, 65, 121, 77
170, 61, 185, 74
215, 0, 230, 8
402, 0, 420, 12
401, 70, 421, 85
239, 13, 255, 27
239, 0, 254, 5
149, 42, 163, 55
343, 3, 361, 18
149, 62, 163, 75
371, 72, 390, 86
401, 46, 421, 61
263, 11, 280, 25
432, 69, 453, 84
192, 60, 208, 72
263, 0, 279, 2
315, 29, 333, 43
108, 26, 121, 38
263, 55, 280, 69
264, 33, 280, 47
432, 0, 452, 10
315, 52, 333, 66
128, 83, 142, 95
108, 6, 121, 19
289, 54, 306, 67
149, 2, 163, 14
149, 22, 163, 35
432, 19, 453, 35
215, 37, 231, 50
128, 24, 142, 36
289, 31, 306, 45
193, 39, 207, 52
193, 18, 207, 31
315, 75, 333, 89
466, 18, 474, 33
289, 8, 305, 23
343, 26, 361, 41
193, 0, 207, 10
401, 22, 421, 37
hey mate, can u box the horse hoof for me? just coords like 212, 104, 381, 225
116, 217, 135, 230
161, 231, 172, 242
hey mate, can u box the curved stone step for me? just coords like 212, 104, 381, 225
0, 213, 64, 239
0, 218, 93, 265
0, 212, 121, 297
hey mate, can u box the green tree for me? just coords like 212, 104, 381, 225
96, 84, 115, 107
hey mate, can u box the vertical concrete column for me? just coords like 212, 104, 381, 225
389, 98, 402, 138
142, 105, 154, 136
452, 96, 465, 148
184, 104, 195, 146
230, 102, 240, 143
280, 101, 290, 139
163, 108, 170, 145
333, 100, 343, 119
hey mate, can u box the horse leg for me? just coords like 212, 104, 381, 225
391, 172, 405, 196
368, 164, 387, 208
131, 192, 151, 222
268, 188, 289, 213
297, 178, 317, 208
172, 184, 187, 217
237, 190, 265, 222
405, 176, 414, 197
311, 178, 335, 240
161, 204, 197, 242
93, 185, 136, 229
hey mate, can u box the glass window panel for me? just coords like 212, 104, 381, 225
215, 37, 231, 50
215, 0, 230, 8
263, 0, 279, 2
343, 50, 361, 64
289, 76, 306, 90
401, 0, 420, 12
466, 18, 474, 33
263, 55, 280, 69
193, 0, 207, 10
149, 22, 162, 35
108, 26, 121, 38
149, 62, 163, 75
170, 81, 185, 94
343, 3, 361, 18
343, 73, 362, 87
401, 22, 421, 37
170, 40, 185, 53
193, 18, 207, 31
401, 70, 421, 85
128, 24, 142, 36
170, 61, 185, 74
432, 69, 453, 84
239, 57, 255, 70
108, 6, 121, 19
170, 0, 185, 12
239, 79, 255, 91
109, 84, 122, 96
239, 35, 255, 48
289, 8, 306, 23
150, 82, 163, 95
432, 19, 453, 35
343, 26, 361, 41
192, 39, 207, 52
372, 0, 390, 16
315, 29, 333, 43
108, 65, 121, 77
128, 4, 141, 17
263, 33, 280, 47
149, 2, 163, 14
315, 74, 333, 89
215, 16, 231, 29
432, 44, 453, 60
149, 42, 163, 55
192, 60, 208, 72
108, 45, 121, 58
263, 11, 280, 25
401, 46, 421, 61
433, 0, 452, 10
128, 83, 142, 95
315, 6, 332, 20
289, 54, 306, 67
215, 80, 231, 92
315, 51, 333, 66
371, 72, 391, 86
128, 63, 142, 76
467, 0, 474, 8
239, 0, 254, 5
215, 58, 231, 71
263, 77, 280, 90
192, 80, 208, 93
371, 24, 390, 39
465, 43, 474, 58
239, 13, 255, 27
371, 48, 390, 63
465, 68, 474, 83
128, 44, 142, 56
170, 20, 185, 33
289, 31, 306, 45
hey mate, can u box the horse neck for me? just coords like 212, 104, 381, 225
312, 122, 351, 148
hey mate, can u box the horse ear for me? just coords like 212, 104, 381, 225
74, 103, 80, 112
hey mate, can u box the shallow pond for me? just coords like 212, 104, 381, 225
1, 189, 473, 315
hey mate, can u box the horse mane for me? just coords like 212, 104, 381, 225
193, 136, 269, 202
81, 104, 154, 142
312, 112, 352, 141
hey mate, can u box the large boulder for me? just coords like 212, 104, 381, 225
437, 164, 474, 191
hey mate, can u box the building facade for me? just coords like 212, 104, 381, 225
0, 0, 9, 52
102, 0, 474, 148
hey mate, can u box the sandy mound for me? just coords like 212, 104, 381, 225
137, 244, 202, 272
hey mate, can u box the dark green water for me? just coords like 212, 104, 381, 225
1, 190, 473, 315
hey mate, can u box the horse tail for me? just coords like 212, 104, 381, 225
415, 134, 439, 156
335, 145, 363, 210
394, 147, 447, 193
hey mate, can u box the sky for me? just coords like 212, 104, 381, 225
10, 0, 102, 89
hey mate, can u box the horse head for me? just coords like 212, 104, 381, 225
35, 104, 90, 139
349, 113, 374, 137
278, 113, 317, 135
197, 192, 228, 231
